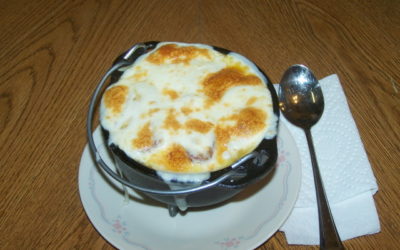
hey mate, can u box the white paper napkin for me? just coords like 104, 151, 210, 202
275, 74, 380, 245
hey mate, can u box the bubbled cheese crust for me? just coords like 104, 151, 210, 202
100, 42, 277, 174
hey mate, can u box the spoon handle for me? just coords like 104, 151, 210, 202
304, 128, 344, 250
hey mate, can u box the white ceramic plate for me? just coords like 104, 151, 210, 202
78, 123, 301, 250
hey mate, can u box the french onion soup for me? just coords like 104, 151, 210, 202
100, 42, 278, 180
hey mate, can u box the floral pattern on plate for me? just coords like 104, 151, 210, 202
79, 122, 300, 250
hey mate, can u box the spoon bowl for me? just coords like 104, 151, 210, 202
279, 64, 324, 128
279, 64, 344, 249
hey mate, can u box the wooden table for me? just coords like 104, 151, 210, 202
1, 0, 399, 249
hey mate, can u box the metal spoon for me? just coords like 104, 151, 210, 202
279, 64, 344, 249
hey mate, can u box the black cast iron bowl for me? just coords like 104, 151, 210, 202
87, 41, 280, 216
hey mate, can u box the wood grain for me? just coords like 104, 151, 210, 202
0, 0, 399, 249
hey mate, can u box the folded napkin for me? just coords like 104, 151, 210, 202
275, 74, 380, 245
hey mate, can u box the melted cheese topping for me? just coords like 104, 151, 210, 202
201, 67, 262, 102
103, 85, 128, 114
100, 42, 277, 174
